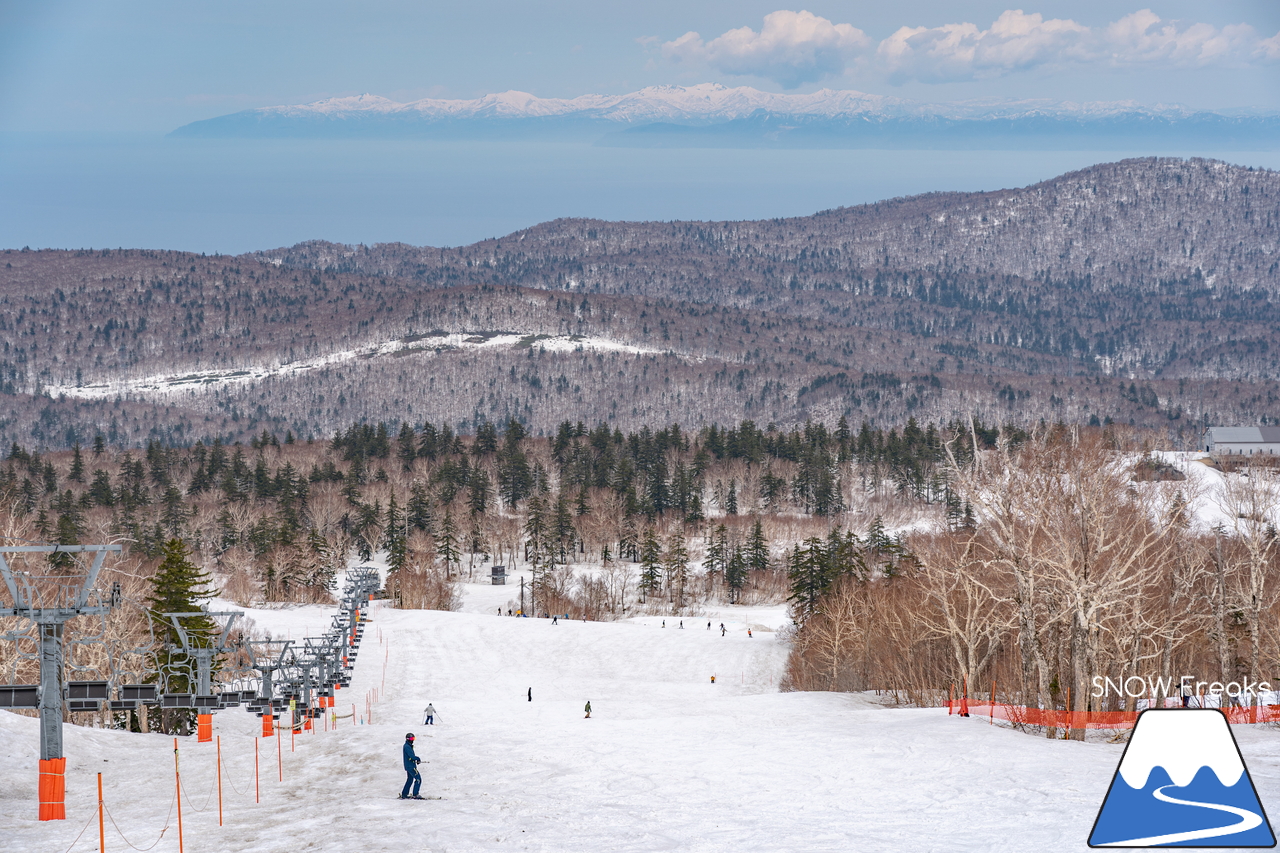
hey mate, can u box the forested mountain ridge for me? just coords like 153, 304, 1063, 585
255, 158, 1280, 379
1, 157, 1277, 448
264, 158, 1277, 298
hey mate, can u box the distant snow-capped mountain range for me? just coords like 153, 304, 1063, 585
181, 82, 1204, 123
170, 83, 1280, 150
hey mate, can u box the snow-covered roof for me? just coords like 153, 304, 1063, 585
1206, 427, 1280, 444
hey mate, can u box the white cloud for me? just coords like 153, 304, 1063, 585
1259, 31, 1280, 62
662, 10, 871, 90
663, 8, 1280, 88
1105, 10, 1264, 66
878, 10, 1090, 83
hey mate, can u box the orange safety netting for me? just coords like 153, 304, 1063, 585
948, 699, 1280, 729
38, 757, 66, 821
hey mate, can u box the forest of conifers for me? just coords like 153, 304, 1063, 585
2, 415, 1277, 740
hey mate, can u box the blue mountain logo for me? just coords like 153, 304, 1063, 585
1090, 708, 1276, 847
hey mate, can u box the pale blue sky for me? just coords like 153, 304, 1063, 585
2, 1, 1279, 132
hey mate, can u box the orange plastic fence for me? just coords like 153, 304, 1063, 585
949, 699, 1280, 729
38, 757, 66, 821
197, 713, 213, 742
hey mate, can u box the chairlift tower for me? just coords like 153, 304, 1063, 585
162, 610, 241, 697
0, 545, 121, 762
0, 544, 121, 821
245, 638, 293, 705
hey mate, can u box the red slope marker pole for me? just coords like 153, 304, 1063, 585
216, 735, 224, 827
174, 739, 184, 853
97, 772, 105, 853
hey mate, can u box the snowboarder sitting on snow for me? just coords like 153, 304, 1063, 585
400, 732, 424, 800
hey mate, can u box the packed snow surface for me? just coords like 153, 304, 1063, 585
5, 574, 1280, 852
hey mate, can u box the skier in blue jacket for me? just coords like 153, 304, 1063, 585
400, 732, 423, 799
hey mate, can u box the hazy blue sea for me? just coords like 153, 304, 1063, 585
3, 133, 1279, 254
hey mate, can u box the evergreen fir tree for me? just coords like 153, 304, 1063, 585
524, 496, 547, 570
552, 494, 575, 564
704, 524, 728, 581
437, 510, 460, 576
468, 469, 491, 516
68, 442, 84, 483
161, 484, 188, 536
384, 493, 407, 572
397, 422, 418, 470
638, 527, 662, 599
147, 538, 217, 733
725, 548, 747, 604
407, 481, 433, 534
663, 529, 689, 609
617, 515, 638, 562
788, 537, 830, 621
746, 519, 770, 573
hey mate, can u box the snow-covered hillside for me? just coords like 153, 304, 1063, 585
47, 332, 664, 403
5, 575, 1280, 852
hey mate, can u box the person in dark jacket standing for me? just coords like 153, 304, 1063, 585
400, 732, 423, 799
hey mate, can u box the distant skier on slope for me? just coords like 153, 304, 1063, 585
584, 700, 592, 718
423, 703, 436, 725
400, 733, 424, 800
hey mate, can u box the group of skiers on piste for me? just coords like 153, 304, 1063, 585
398, 704, 437, 800
399, 699, 596, 798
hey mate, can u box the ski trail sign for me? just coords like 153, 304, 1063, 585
1089, 709, 1275, 848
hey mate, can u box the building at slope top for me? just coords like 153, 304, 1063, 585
1205, 427, 1280, 455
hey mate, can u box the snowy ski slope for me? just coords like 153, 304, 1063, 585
5, 571, 1280, 852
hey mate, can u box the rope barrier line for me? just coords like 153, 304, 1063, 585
103, 799, 174, 845
178, 760, 219, 814
219, 747, 253, 799
103, 797, 174, 853
58, 807, 96, 853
